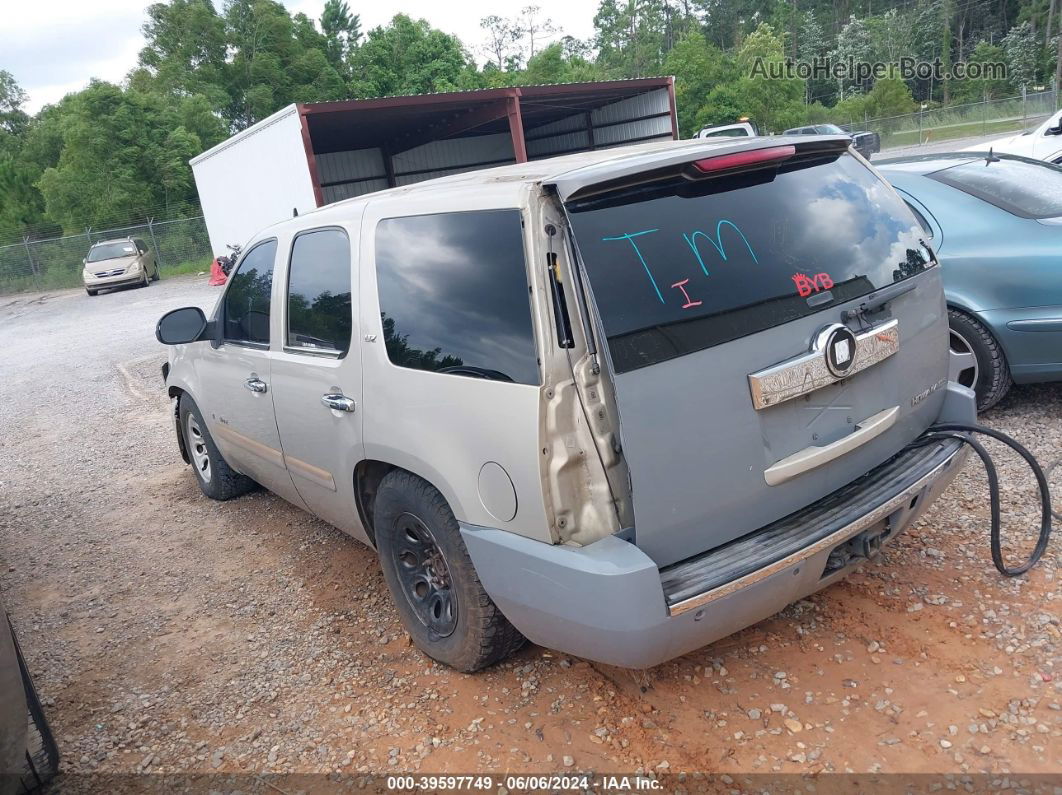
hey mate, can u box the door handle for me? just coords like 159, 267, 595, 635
321, 393, 356, 413
244, 376, 268, 393
763, 406, 899, 486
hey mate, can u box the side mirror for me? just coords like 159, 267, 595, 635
156, 306, 210, 345
1047, 123, 1062, 136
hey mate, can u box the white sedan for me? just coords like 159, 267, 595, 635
965, 109, 1062, 163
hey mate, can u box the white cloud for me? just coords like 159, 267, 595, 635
6, 0, 600, 115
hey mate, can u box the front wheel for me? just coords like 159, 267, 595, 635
375, 470, 525, 672
178, 396, 256, 500
948, 309, 1012, 412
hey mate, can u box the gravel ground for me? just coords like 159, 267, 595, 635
0, 276, 1059, 789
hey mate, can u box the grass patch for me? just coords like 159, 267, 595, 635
882, 117, 1039, 149
0, 256, 214, 296
160, 257, 213, 278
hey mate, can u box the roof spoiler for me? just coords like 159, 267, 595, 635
552, 136, 851, 204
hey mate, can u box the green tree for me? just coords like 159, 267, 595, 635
1003, 21, 1039, 88
831, 15, 873, 98
137, 0, 229, 111
320, 0, 362, 69
35, 82, 214, 231
349, 15, 471, 98
866, 9, 910, 66
480, 14, 524, 69
950, 41, 1012, 102
663, 30, 739, 135
798, 10, 833, 106
734, 23, 805, 132
523, 42, 602, 83
593, 0, 672, 77
0, 70, 29, 135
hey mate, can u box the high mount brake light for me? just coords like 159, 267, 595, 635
690, 145, 797, 175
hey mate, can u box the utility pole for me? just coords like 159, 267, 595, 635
147, 217, 163, 270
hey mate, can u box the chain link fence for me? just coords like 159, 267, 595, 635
0, 215, 214, 295
848, 88, 1060, 152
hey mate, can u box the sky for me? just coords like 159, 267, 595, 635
3, 0, 599, 114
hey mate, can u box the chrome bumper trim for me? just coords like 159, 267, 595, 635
668, 443, 963, 616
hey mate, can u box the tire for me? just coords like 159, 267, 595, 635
374, 470, 525, 672
152, 266, 160, 281
9, 616, 59, 792
141, 271, 150, 288
178, 395, 256, 501
948, 308, 1012, 412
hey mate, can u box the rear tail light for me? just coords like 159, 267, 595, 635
690, 145, 797, 175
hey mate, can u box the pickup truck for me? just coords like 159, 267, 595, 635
785, 123, 881, 159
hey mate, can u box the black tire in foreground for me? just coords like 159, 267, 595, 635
948, 308, 1012, 412
375, 470, 526, 672
178, 395, 256, 501
9, 616, 59, 793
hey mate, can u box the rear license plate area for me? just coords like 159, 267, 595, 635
821, 519, 893, 578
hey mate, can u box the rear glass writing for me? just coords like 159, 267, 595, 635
567, 153, 931, 373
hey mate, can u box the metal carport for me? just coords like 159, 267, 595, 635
296, 78, 678, 205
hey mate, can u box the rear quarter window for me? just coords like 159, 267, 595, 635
929, 159, 1062, 219
567, 152, 931, 373
374, 210, 540, 386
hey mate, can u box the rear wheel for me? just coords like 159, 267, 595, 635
151, 265, 160, 281
178, 396, 255, 500
948, 308, 1011, 412
375, 470, 525, 672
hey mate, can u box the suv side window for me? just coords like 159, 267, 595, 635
374, 210, 539, 386
223, 239, 277, 345
286, 228, 352, 354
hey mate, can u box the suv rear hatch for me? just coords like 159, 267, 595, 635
562, 140, 949, 568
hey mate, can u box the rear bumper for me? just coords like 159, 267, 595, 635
463, 384, 974, 669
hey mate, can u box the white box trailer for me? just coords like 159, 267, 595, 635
190, 78, 678, 257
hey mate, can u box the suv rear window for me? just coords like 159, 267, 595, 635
929, 158, 1062, 219
567, 152, 931, 373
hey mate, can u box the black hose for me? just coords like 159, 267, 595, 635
1047, 456, 1062, 523
905, 423, 1053, 577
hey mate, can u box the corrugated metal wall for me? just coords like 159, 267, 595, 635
317, 148, 388, 203
392, 134, 516, 186
314, 87, 673, 203
528, 87, 673, 159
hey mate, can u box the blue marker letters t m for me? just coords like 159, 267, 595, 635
601, 229, 663, 303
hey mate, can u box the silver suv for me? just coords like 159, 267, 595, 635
157, 137, 974, 671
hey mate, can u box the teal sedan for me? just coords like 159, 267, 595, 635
877, 152, 1062, 410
